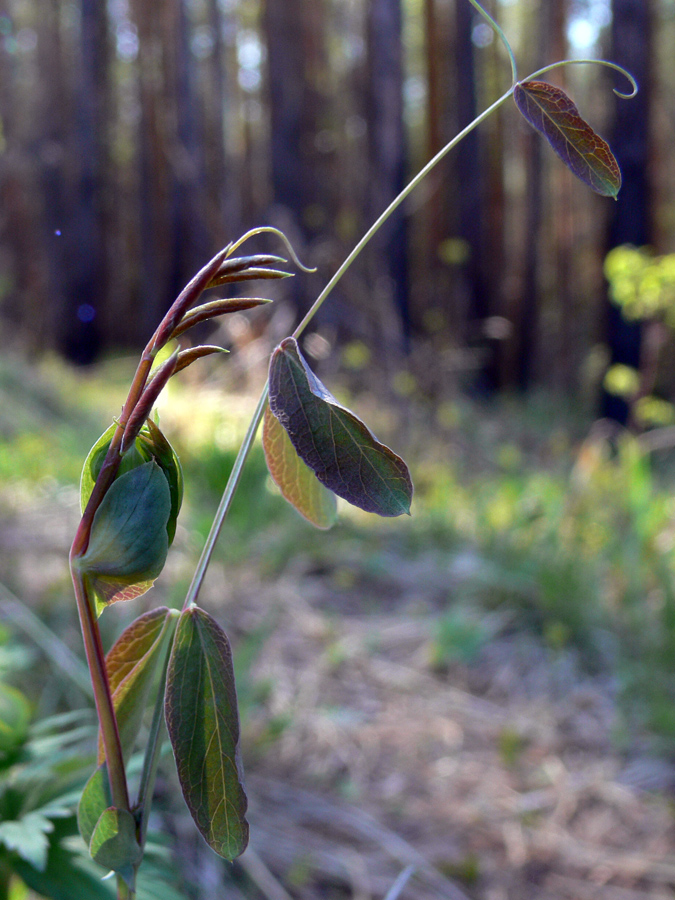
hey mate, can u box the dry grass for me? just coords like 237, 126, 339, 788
184, 547, 675, 900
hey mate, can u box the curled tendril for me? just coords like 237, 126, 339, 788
524, 59, 638, 100
225, 226, 316, 273
467, 0, 517, 86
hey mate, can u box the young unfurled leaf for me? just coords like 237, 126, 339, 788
171, 297, 272, 339
97, 607, 179, 764
89, 807, 142, 885
173, 345, 228, 375
262, 405, 338, 529
514, 80, 621, 198
206, 254, 290, 289
165, 607, 248, 860
268, 337, 413, 517
77, 462, 171, 613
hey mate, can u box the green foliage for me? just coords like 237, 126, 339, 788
0, 638, 113, 899
604, 245, 675, 427
430, 614, 488, 667
165, 608, 249, 861
81, 420, 184, 546
605, 245, 675, 323
89, 807, 142, 887
77, 764, 111, 850
78, 463, 171, 613
268, 337, 413, 517
413, 426, 675, 734
0, 685, 31, 759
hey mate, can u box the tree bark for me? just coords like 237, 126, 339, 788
602, 0, 653, 422
366, 0, 409, 348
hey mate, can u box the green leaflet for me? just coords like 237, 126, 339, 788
97, 607, 179, 764
262, 405, 338, 529
89, 807, 142, 886
513, 80, 622, 198
80, 419, 183, 545
268, 337, 413, 517
0, 812, 54, 871
0, 682, 31, 756
135, 419, 184, 545
78, 763, 111, 848
77, 462, 171, 612
165, 608, 248, 860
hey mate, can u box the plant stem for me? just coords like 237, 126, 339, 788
70, 353, 155, 559
183, 86, 515, 609
183, 386, 269, 609
116, 874, 132, 900
71, 570, 130, 813
466, 0, 517, 86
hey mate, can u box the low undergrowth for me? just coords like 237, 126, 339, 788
3, 355, 675, 750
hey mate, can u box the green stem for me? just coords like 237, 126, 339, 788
71, 570, 130, 813
116, 874, 132, 900
183, 386, 269, 610
466, 0, 517, 86
525, 58, 638, 98
183, 86, 515, 609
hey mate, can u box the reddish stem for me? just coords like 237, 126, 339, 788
71, 570, 130, 812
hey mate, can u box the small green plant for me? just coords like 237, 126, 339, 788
0, 624, 185, 900
65, 2, 635, 897
604, 244, 675, 428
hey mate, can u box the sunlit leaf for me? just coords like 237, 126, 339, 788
78, 764, 111, 848
0, 813, 54, 871
77, 462, 171, 613
89, 807, 142, 884
97, 607, 178, 764
513, 80, 621, 198
165, 607, 248, 860
268, 337, 413, 516
262, 405, 338, 529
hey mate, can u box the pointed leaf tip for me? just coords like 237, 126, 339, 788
514, 80, 621, 198
268, 337, 413, 517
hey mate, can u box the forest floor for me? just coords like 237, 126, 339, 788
2, 354, 675, 900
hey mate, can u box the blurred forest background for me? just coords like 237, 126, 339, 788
0, 0, 667, 401
5, 1, 675, 899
